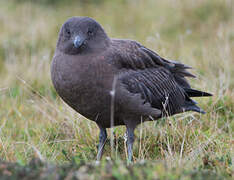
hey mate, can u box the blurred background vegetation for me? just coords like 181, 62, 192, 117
0, 0, 233, 179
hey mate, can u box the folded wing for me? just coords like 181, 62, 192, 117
113, 40, 211, 116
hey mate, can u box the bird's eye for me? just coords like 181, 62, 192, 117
66, 29, 71, 35
87, 30, 93, 36
65, 28, 71, 36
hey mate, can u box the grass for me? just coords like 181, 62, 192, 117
0, 0, 233, 179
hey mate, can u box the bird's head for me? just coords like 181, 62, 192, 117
57, 17, 110, 55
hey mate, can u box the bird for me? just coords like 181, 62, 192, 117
51, 16, 212, 162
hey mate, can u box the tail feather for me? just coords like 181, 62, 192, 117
184, 88, 212, 97
183, 91, 211, 114
184, 104, 206, 114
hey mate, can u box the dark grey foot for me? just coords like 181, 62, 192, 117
97, 127, 107, 161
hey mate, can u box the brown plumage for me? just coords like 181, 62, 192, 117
51, 17, 212, 162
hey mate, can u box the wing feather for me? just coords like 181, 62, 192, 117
112, 40, 200, 116
113, 40, 195, 88
120, 68, 185, 116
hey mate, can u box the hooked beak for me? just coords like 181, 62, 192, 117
73, 35, 85, 48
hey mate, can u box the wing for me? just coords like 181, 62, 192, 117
112, 40, 195, 88
119, 68, 186, 116
112, 40, 196, 116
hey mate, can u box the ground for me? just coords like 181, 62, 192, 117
0, 0, 233, 179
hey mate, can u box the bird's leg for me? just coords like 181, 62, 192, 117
126, 126, 135, 163
96, 127, 107, 161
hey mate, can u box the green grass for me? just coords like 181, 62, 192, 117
0, 0, 233, 179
